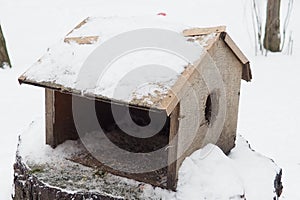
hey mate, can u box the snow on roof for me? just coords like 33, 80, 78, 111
18, 16, 247, 114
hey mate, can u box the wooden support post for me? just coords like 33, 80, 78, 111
45, 89, 55, 146
167, 104, 180, 190
45, 89, 79, 148
0, 24, 11, 68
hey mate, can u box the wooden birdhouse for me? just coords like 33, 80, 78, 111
18, 17, 251, 191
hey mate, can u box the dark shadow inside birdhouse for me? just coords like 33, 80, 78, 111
51, 91, 171, 187
205, 94, 212, 124
94, 101, 170, 153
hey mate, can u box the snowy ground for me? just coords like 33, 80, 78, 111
0, 0, 299, 199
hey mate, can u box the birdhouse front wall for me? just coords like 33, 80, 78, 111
212, 37, 243, 153
173, 38, 243, 180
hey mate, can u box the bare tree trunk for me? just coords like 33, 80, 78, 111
264, 0, 281, 52
0, 24, 11, 68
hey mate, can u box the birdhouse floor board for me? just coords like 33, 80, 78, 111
69, 149, 168, 188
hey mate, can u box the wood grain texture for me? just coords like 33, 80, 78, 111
183, 26, 226, 37
46, 90, 79, 147
175, 38, 243, 175
65, 17, 90, 37
206, 37, 243, 154
45, 89, 55, 146
64, 36, 99, 45
221, 33, 249, 64
220, 32, 252, 81
19, 77, 165, 114
167, 104, 180, 190
175, 60, 209, 174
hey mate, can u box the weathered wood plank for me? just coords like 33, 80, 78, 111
46, 89, 79, 147
65, 17, 90, 37
45, 89, 55, 146
221, 32, 249, 64
19, 77, 165, 114
64, 36, 99, 45
183, 26, 226, 37
167, 104, 180, 190
220, 32, 252, 81
53, 91, 79, 146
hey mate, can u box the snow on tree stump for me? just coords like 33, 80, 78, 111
12, 119, 283, 200
12, 139, 156, 200
13, 156, 120, 200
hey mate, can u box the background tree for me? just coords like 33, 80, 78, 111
264, 0, 281, 52
252, 0, 293, 55
0, 24, 11, 68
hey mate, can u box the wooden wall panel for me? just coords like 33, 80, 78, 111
45, 89, 55, 146
45, 89, 79, 147
167, 104, 180, 190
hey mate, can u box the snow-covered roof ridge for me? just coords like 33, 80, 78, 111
18, 16, 251, 115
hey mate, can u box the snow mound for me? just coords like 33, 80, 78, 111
177, 138, 280, 200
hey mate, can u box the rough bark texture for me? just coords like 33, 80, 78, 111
264, 0, 281, 52
0, 24, 11, 68
13, 156, 121, 200
274, 169, 283, 198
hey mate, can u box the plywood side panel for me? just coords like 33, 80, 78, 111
175, 39, 243, 173
175, 63, 209, 173
208, 38, 243, 153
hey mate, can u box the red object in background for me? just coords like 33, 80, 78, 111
157, 12, 167, 16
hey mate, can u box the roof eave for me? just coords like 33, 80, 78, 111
18, 75, 167, 114
183, 26, 252, 82
220, 32, 252, 82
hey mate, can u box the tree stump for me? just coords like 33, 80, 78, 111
12, 135, 159, 200
0, 24, 11, 68
13, 155, 122, 200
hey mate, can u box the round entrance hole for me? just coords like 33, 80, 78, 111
205, 94, 212, 124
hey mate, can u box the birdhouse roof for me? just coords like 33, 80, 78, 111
18, 16, 251, 115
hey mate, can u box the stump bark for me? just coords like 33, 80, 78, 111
13, 155, 121, 200
0, 24, 11, 68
